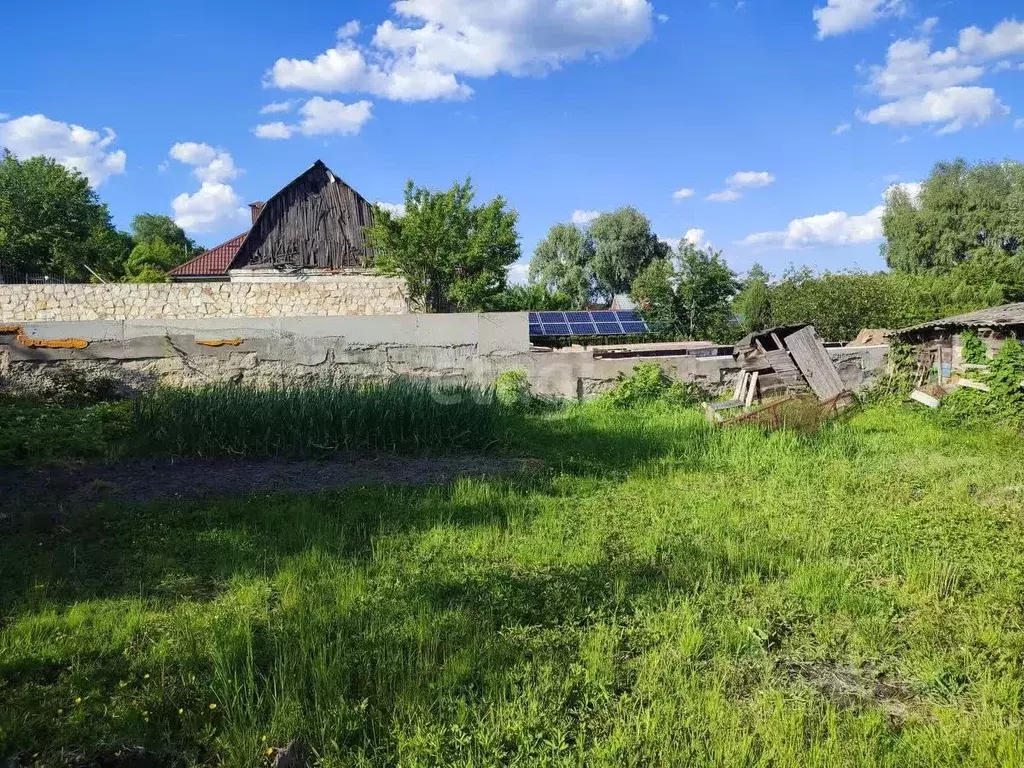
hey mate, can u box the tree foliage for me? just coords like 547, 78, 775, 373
630, 245, 739, 341
484, 282, 573, 312
883, 159, 1024, 274
367, 179, 520, 313
733, 263, 773, 333
529, 223, 596, 309
123, 215, 200, 283
0, 151, 128, 281
589, 207, 671, 298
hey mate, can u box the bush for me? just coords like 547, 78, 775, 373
607, 363, 707, 409
940, 337, 1024, 430
960, 331, 988, 364
494, 369, 532, 409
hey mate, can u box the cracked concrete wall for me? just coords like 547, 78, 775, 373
0, 315, 887, 399
0, 277, 410, 321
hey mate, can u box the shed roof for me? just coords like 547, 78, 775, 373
168, 233, 247, 278
734, 324, 809, 352
896, 302, 1024, 335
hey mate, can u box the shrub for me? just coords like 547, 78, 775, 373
494, 369, 532, 409
960, 331, 988, 364
941, 337, 1024, 430
607, 363, 707, 409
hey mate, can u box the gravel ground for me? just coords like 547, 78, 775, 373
0, 454, 526, 521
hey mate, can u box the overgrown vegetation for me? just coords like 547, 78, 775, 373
606, 362, 707, 409
941, 337, 1024, 430
0, 380, 514, 464
3, 404, 1024, 765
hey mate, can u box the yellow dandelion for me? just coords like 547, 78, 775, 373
143, 673, 150, 679
57, 709, 63, 715
265, 748, 274, 757
208, 703, 217, 710
178, 708, 184, 715
75, 697, 82, 705
262, 735, 268, 742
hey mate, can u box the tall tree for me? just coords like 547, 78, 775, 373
589, 207, 671, 297
122, 214, 201, 283
675, 244, 740, 340
529, 223, 596, 309
366, 179, 520, 313
0, 150, 128, 281
882, 159, 1024, 274
130, 214, 200, 256
733, 262, 773, 333
630, 244, 740, 341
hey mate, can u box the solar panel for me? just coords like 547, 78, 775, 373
527, 310, 649, 337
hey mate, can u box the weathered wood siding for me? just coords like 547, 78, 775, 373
783, 326, 846, 400
232, 161, 375, 271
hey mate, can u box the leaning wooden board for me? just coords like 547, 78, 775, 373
782, 326, 846, 400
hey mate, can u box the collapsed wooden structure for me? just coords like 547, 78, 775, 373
704, 324, 851, 423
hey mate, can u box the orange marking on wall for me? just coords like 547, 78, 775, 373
196, 338, 244, 347
0, 325, 89, 349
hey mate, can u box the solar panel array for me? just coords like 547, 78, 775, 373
528, 310, 650, 337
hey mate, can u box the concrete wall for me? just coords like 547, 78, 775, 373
0, 276, 410, 322
0, 314, 888, 400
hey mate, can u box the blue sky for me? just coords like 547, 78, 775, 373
2, 0, 1022, 280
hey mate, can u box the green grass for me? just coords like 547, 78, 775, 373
0, 380, 511, 464
3, 403, 1024, 765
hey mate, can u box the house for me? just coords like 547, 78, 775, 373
894, 302, 1024, 364
169, 160, 376, 283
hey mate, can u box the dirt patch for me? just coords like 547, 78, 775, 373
780, 660, 917, 721
0, 454, 533, 521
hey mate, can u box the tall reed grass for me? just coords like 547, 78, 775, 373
130, 379, 509, 457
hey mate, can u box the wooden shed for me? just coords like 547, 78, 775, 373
229, 160, 376, 273
894, 302, 1024, 366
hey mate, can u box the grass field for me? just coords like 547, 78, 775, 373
2, 396, 1024, 766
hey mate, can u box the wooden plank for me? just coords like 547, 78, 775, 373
745, 371, 760, 408
782, 326, 846, 400
732, 371, 748, 402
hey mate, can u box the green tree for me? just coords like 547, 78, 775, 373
130, 214, 200, 256
366, 179, 520, 313
123, 238, 183, 283
882, 159, 1024, 274
733, 262, 773, 333
676, 244, 740, 340
0, 151, 128, 281
630, 245, 739, 341
589, 207, 671, 298
484, 283, 573, 312
529, 223, 596, 309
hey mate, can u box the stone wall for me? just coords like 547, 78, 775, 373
0, 276, 410, 322
0, 314, 888, 400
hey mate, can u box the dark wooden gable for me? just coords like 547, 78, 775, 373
230, 160, 375, 271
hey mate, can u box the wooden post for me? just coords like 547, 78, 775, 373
745, 371, 759, 408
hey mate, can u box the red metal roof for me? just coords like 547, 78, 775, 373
169, 232, 248, 278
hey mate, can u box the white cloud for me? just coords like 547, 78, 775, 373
507, 261, 530, 285
727, 170, 775, 188
168, 143, 247, 233
337, 20, 361, 39
740, 181, 919, 249
672, 187, 695, 201
859, 86, 1008, 134
252, 98, 373, 139
1015, 118, 1024, 130
684, 228, 709, 249
265, 0, 656, 102
833, 122, 852, 135
0, 113, 8, 121
169, 142, 240, 183
259, 100, 296, 115
571, 209, 601, 225
958, 20, 1024, 59
375, 201, 406, 217
171, 182, 248, 234
813, 0, 906, 39
0, 114, 127, 186
296, 97, 373, 136
858, 19, 1024, 135
253, 122, 294, 139
707, 189, 742, 203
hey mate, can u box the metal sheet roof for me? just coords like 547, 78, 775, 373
896, 302, 1024, 334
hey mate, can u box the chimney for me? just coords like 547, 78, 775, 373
249, 201, 264, 224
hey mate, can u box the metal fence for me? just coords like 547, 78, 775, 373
0, 271, 86, 285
